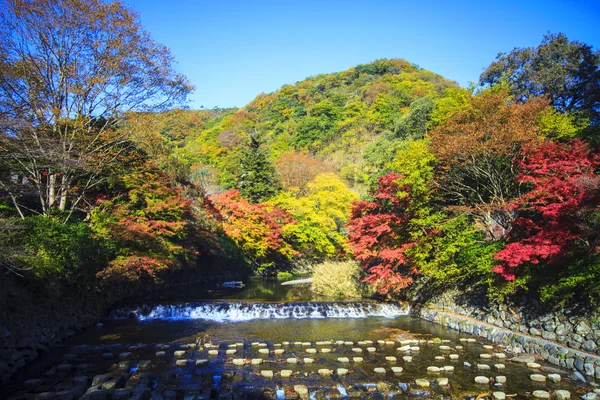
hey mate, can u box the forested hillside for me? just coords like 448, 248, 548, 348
1, 4, 599, 314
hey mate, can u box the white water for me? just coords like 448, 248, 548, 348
111, 301, 409, 322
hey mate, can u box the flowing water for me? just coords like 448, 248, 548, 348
2, 277, 597, 399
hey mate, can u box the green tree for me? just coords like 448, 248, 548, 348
480, 33, 600, 123
236, 135, 281, 203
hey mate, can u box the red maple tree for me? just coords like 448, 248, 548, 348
347, 173, 418, 294
494, 140, 600, 280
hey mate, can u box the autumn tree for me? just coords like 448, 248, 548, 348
480, 33, 600, 123
275, 152, 332, 195
269, 173, 358, 259
493, 140, 600, 281
429, 88, 547, 238
347, 173, 418, 294
0, 0, 192, 220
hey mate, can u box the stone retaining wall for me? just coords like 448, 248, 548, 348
411, 304, 600, 379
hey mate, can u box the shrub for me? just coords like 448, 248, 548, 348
311, 260, 372, 298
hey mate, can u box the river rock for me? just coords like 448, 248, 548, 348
554, 390, 570, 400
251, 358, 262, 365
385, 356, 397, 362
527, 362, 541, 369
232, 359, 244, 366
480, 354, 492, 359
427, 366, 441, 373
495, 364, 505, 370
492, 392, 506, 400
439, 345, 451, 351
281, 369, 293, 378
532, 390, 550, 399
483, 345, 494, 350
353, 357, 363, 362
436, 377, 449, 386
415, 379, 430, 387
367, 347, 376, 352
303, 358, 314, 363
391, 366, 403, 373
374, 367, 386, 374
208, 350, 218, 356
337, 357, 349, 363
434, 356, 445, 361
547, 373, 561, 383
494, 353, 506, 359
449, 354, 459, 360
581, 393, 600, 400
337, 368, 349, 376
512, 355, 535, 363
261, 370, 273, 378
306, 348, 316, 354
274, 349, 284, 354
318, 369, 332, 377
196, 359, 208, 367
287, 358, 298, 364
320, 348, 331, 353
496, 376, 506, 383
351, 348, 362, 353
530, 374, 546, 382
398, 345, 411, 351
294, 385, 309, 400
174, 350, 186, 358
258, 349, 268, 354
477, 364, 491, 370
443, 366, 454, 372
474, 376, 490, 384
403, 356, 413, 362
175, 359, 190, 367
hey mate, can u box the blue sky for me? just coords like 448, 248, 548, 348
125, 0, 600, 110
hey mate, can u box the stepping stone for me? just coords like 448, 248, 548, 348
335, 340, 344, 345
374, 367, 386, 374
24, 379, 43, 390
352, 348, 362, 353
385, 341, 395, 345
435, 356, 445, 361
281, 370, 293, 378
294, 342, 302, 346
415, 378, 430, 387
337, 357, 350, 363
397, 345, 411, 351
357, 341, 367, 345
251, 342, 260, 346
251, 359, 263, 365
496, 376, 507, 383
353, 357, 363, 362
439, 346, 451, 351
455, 345, 464, 350
320, 348, 331, 353
532, 390, 550, 399
377, 340, 385, 344
527, 362, 541, 369
258, 349, 268, 354
196, 359, 208, 367
344, 341, 353, 346
175, 359, 190, 367
449, 354, 459, 360
391, 366, 403, 373
208, 350, 218, 356
302, 342, 311, 346
364, 340, 373, 344
410, 346, 420, 351
318, 369, 332, 377
480, 354, 492, 359
287, 358, 298, 364
294, 385, 309, 400
495, 364, 505, 370
306, 349, 317, 354
530, 374, 546, 382
274, 343, 281, 347
436, 377, 449, 386
174, 351, 186, 358
427, 366, 441, 373
227, 344, 237, 348
474, 376, 490, 384
554, 390, 571, 400
367, 347, 376, 352
119, 352, 132, 359
467, 339, 477, 343
261, 370, 273, 378
337, 368, 349, 376
483, 345, 494, 350
443, 366, 454, 372
492, 392, 506, 400
494, 353, 506, 359
512, 354, 535, 363
303, 358, 314, 363
385, 356, 397, 362
403, 356, 413, 362
274, 349, 285, 355
282, 341, 290, 345
232, 359, 244, 366
548, 373, 561, 383
258, 343, 268, 347
477, 364, 491, 370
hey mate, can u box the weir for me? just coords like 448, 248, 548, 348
110, 301, 410, 321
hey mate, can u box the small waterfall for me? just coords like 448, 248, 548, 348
110, 301, 409, 322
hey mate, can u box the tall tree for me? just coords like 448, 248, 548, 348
236, 135, 281, 203
0, 0, 193, 220
480, 33, 600, 123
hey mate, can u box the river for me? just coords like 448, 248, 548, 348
2, 276, 596, 399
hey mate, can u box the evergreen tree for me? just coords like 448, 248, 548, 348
236, 135, 281, 203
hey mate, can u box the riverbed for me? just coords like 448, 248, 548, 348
2, 277, 597, 399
